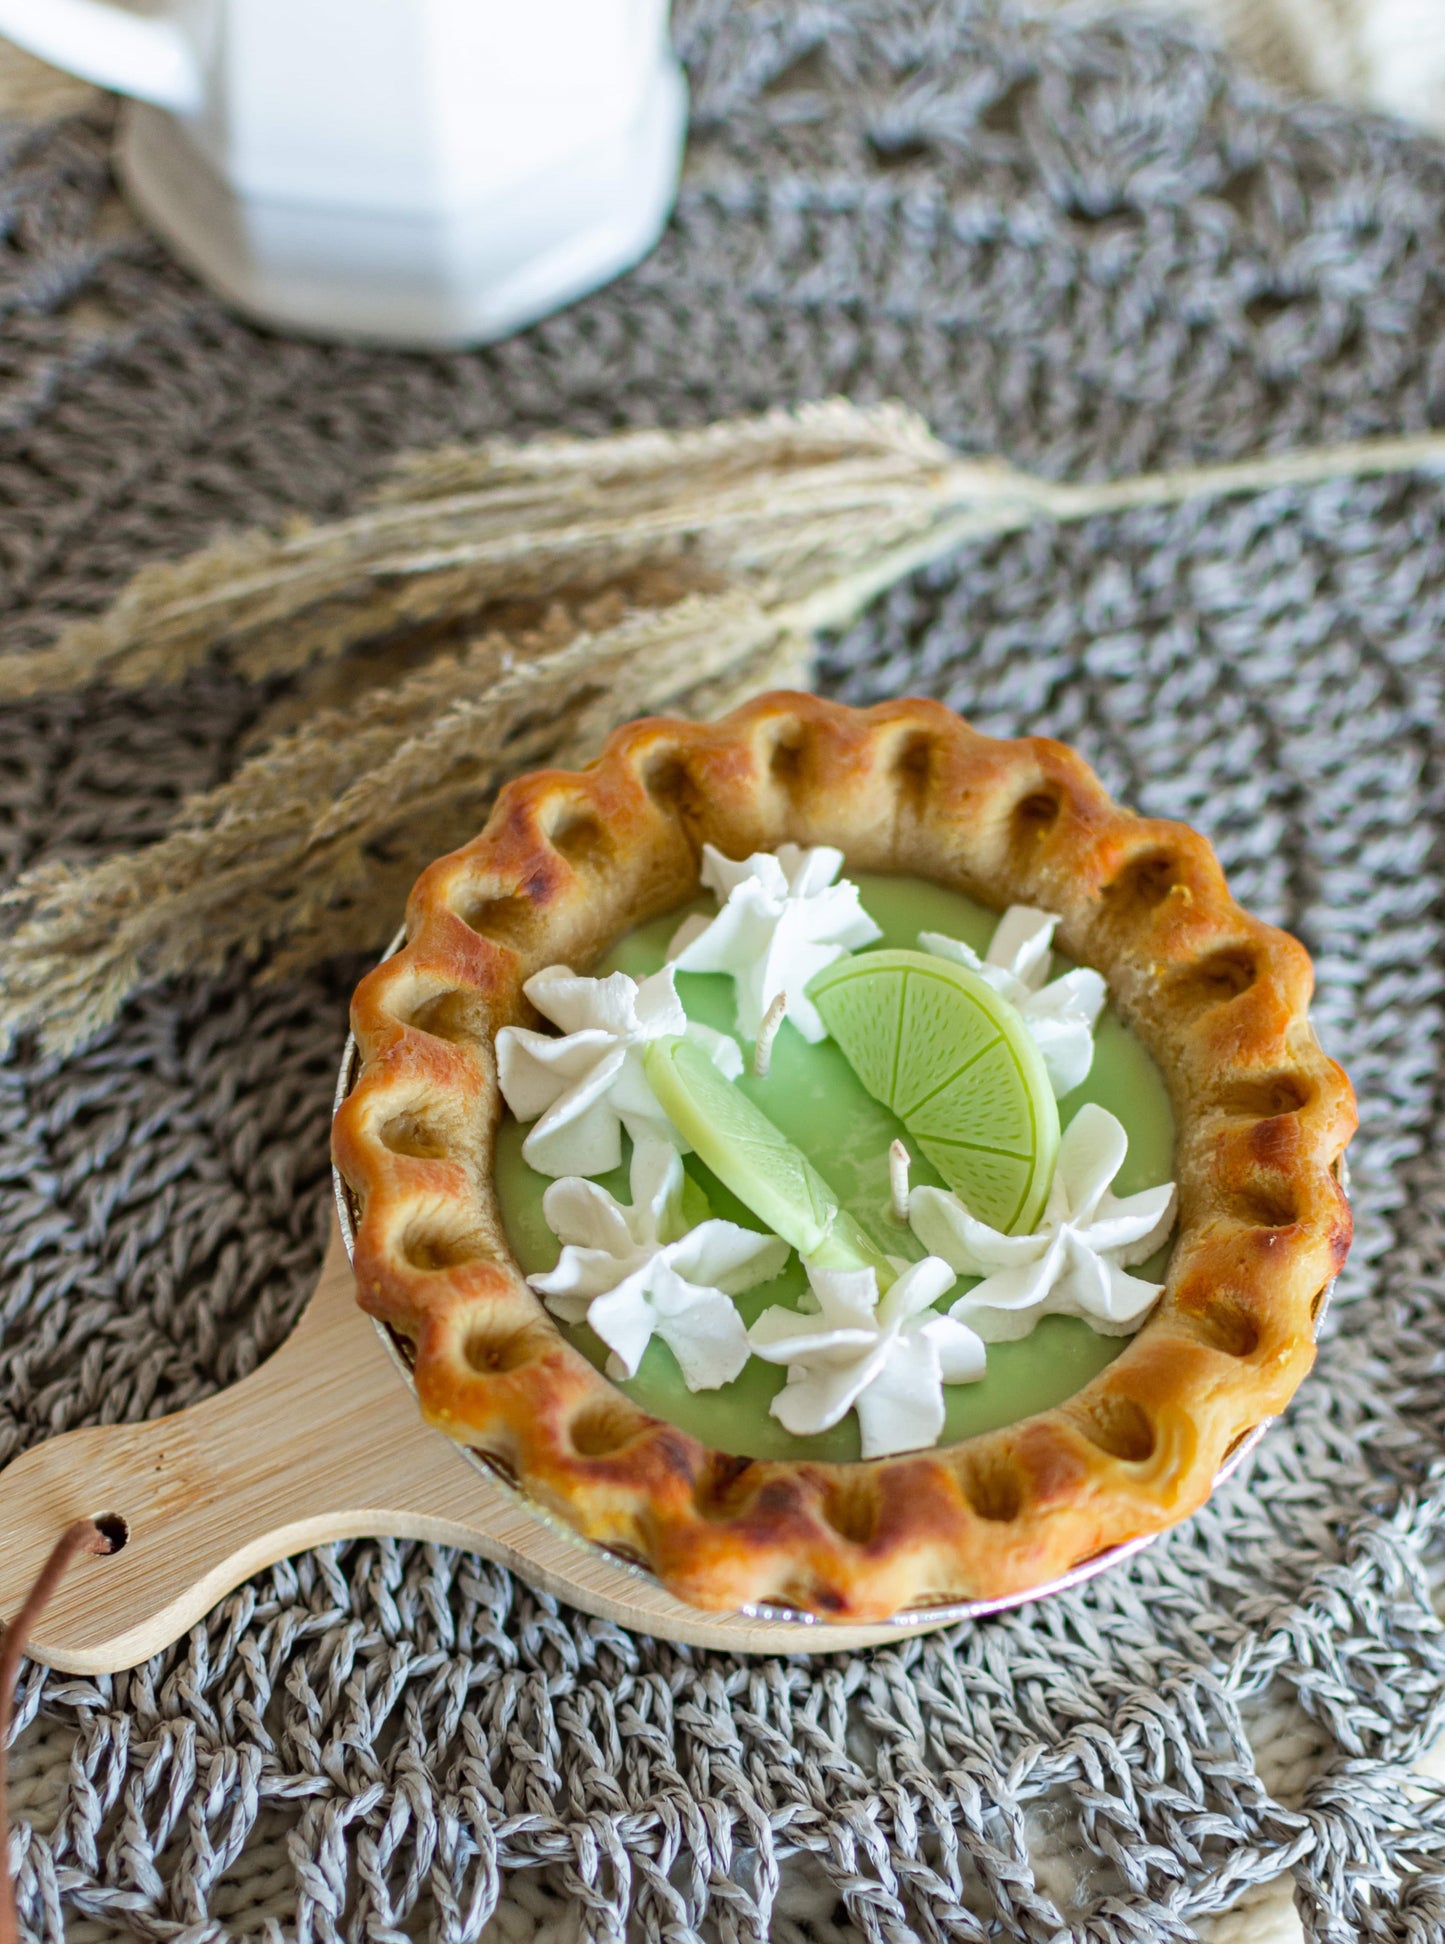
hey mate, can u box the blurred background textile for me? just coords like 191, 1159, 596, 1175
1124, 0, 1445, 135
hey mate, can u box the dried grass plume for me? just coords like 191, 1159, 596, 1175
4, 398, 1445, 1055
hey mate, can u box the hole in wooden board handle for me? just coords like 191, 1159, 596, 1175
0, 1228, 483, 1674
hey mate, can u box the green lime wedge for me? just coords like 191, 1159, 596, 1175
808, 948, 1060, 1233
644, 1035, 895, 1282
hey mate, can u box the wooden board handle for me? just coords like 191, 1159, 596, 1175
0, 1227, 941, 1667
0, 1233, 496, 1671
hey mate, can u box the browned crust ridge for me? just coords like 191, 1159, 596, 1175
332, 692, 1356, 1621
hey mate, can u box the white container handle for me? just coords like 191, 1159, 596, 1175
0, 0, 201, 113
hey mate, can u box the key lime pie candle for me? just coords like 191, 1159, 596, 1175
334, 694, 1355, 1620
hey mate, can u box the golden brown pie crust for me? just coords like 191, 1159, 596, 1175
332, 692, 1356, 1620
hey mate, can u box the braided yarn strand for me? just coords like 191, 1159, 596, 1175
0, 1523, 113, 1944
2, 1, 1445, 1936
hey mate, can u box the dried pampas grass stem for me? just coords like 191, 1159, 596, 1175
3, 399, 1445, 1055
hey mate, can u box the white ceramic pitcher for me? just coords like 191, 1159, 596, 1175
0, 0, 686, 347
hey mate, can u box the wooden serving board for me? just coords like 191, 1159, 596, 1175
0, 1225, 948, 1671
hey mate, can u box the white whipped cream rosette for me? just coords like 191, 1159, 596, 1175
746, 1255, 985, 1458
667, 842, 881, 1042
530, 1141, 789, 1391
920, 905, 1106, 1096
909, 1102, 1177, 1341
496, 963, 741, 1177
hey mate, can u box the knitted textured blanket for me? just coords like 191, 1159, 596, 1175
2, 4, 1445, 1939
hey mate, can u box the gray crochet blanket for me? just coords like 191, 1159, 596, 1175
3, 3, 1445, 1938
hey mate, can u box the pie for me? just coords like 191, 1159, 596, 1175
331, 692, 1356, 1620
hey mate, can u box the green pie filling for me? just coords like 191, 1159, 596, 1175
494, 873, 1175, 1462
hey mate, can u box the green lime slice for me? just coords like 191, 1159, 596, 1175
643, 1034, 895, 1282
808, 948, 1060, 1233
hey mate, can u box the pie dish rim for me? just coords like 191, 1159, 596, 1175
330, 691, 1356, 1621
